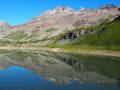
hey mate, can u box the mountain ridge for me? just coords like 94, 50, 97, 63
0, 5, 120, 49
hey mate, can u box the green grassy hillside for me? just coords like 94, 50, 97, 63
50, 16, 120, 50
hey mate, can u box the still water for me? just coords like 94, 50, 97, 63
0, 50, 120, 90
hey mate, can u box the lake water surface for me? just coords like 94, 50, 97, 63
0, 50, 120, 90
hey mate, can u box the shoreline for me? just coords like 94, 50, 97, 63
48, 48, 120, 58
0, 46, 120, 57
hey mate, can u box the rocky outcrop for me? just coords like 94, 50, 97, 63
63, 29, 96, 40
115, 15, 120, 20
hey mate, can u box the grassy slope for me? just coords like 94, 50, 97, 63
50, 17, 120, 51
5, 31, 27, 41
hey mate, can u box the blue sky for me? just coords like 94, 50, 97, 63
0, 0, 120, 26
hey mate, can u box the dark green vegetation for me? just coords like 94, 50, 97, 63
79, 17, 120, 47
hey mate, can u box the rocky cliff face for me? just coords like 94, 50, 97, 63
0, 5, 120, 45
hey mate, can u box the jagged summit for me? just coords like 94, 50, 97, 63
54, 6, 74, 12
0, 21, 11, 30
55, 6, 63, 12
43, 6, 74, 16
100, 4, 117, 9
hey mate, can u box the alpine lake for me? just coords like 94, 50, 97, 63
0, 49, 120, 90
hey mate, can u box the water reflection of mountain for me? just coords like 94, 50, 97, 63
0, 50, 120, 85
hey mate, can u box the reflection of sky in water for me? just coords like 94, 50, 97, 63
0, 66, 119, 90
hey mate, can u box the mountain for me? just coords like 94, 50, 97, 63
53, 15, 120, 49
100, 4, 118, 10
0, 21, 11, 31
0, 5, 120, 49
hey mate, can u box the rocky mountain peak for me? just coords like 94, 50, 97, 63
63, 7, 74, 11
100, 4, 117, 10
54, 6, 63, 12
79, 7, 86, 11
0, 21, 11, 30
54, 6, 74, 13
42, 6, 74, 17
